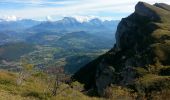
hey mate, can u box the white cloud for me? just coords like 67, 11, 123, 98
2, 15, 21, 21
72, 15, 118, 22
0, 0, 170, 20
46, 15, 53, 21
72, 15, 93, 22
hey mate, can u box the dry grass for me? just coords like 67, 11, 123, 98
103, 85, 136, 100
0, 90, 37, 100
0, 70, 104, 100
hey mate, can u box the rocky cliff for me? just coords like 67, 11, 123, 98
73, 2, 170, 98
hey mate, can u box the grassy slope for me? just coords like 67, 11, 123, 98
0, 70, 103, 100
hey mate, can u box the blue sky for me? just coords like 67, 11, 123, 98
0, 0, 170, 21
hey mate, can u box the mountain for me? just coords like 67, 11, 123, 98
24, 31, 114, 73
0, 32, 9, 45
0, 17, 118, 74
53, 31, 114, 50
0, 42, 35, 61
73, 2, 170, 99
29, 17, 119, 33
0, 17, 119, 43
0, 19, 40, 31
0, 19, 41, 42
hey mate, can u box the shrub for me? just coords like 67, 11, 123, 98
103, 85, 136, 100
70, 81, 84, 91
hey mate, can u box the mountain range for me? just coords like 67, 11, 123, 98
0, 17, 119, 73
28, 17, 119, 35
0, 17, 119, 44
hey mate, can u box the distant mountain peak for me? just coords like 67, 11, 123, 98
62, 17, 79, 23
62, 16, 105, 23
56, 17, 106, 25
73, 16, 92, 23
89, 18, 102, 23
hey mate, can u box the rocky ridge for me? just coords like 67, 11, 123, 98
73, 2, 170, 98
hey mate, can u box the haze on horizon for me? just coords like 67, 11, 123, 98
0, 0, 170, 21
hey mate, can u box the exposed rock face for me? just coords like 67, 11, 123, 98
95, 61, 115, 95
116, 2, 170, 65
135, 2, 161, 21
73, 2, 170, 97
116, 2, 170, 50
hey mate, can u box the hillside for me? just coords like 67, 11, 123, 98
0, 42, 35, 61
73, 2, 170, 99
0, 70, 106, 100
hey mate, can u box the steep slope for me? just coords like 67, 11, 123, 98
0, 70, 105, 100
73, 2, 170, 98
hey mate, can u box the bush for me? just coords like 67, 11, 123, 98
135, 74, 170, 98
70, 81, 84, 91
23, 91, 51, 100
103, 85, 136, 100
151, 89, 170, 100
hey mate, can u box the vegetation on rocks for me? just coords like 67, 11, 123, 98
73, 2, 170, 99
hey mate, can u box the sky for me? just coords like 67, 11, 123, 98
0, 0, 170, 21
